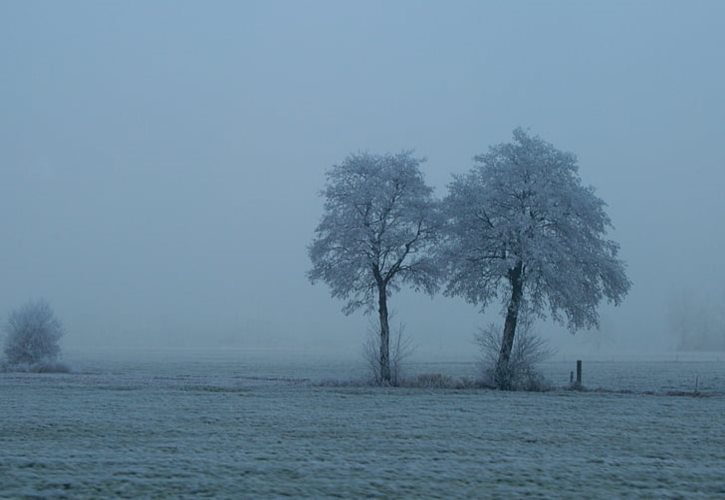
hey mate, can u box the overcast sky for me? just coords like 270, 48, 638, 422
1, 1, 724, 359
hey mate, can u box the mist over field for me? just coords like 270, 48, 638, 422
2, 2, 724, 357
3, 3, 725, 497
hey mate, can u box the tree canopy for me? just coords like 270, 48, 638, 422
308, 151, 441, 314
443, 128, 631, 330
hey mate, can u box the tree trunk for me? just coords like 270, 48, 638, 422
377, 283, 391, 385
496, 261, 524, 389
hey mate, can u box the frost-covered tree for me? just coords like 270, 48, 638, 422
3, 299, 64, 366
442, 129, 631, 388
309, 151, 441, 384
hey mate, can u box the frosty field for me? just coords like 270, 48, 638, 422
2, 352, 724, 498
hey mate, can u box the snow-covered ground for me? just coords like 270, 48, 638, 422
2, 352, 724, 497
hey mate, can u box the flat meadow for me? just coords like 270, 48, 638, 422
2, 351, 724, 498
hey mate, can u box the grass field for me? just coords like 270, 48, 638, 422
2, 353, 724, 498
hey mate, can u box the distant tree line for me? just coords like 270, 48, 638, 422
308, 128, 631, 388
669, 289, 725, 351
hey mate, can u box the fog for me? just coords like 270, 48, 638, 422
2, 1, 724, 360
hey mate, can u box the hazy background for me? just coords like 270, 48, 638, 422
1, 1, 724, 360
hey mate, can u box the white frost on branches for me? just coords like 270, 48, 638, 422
308, 151, 441, 384
443, 128, 631, 331
3, 299, 64, 366
308, 151, 441, 314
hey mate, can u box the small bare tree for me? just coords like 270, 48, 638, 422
475, 318, 552, 390
3, 299, 64, 367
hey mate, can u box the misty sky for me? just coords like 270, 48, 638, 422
2, 1, 724, 358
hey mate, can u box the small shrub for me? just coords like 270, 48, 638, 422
363, 318, 413, 386
475, 321, 552, 391
400, 373, 480, 389
405, 373, 455, 388
3, 299, 66, 369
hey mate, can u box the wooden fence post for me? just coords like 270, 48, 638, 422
576, 360, 582, 387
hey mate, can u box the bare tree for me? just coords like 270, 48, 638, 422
442, 129, 630, 389
3, 299, 64, 366
309, 151, 440, 384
